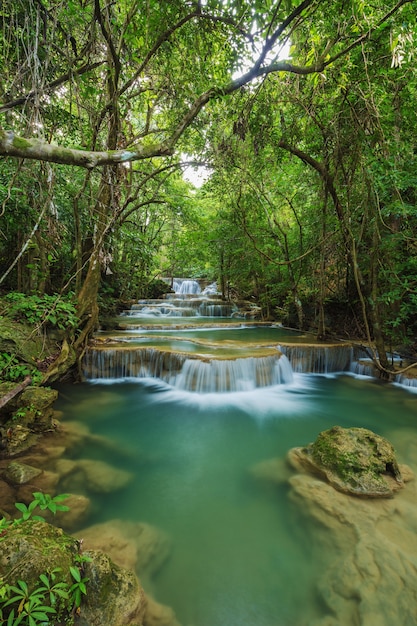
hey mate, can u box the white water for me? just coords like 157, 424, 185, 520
83, 348, 293, 392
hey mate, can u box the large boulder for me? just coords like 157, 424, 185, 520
288, 425, 404, 497
283, 427, 417, 626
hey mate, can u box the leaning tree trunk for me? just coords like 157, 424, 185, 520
43, 0, 122, 383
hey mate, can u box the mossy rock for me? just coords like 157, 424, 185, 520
0, 520, 146, 626
0, 318, 55, 364
0, 520, 77, 586
288, 426, 404, 497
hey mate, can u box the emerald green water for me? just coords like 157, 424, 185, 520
54, 373, 417, 626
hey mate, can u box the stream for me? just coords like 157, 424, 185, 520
53, 281, 417, 626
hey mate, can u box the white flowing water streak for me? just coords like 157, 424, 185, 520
173, 279, 202, 294
171, 354, 293, 392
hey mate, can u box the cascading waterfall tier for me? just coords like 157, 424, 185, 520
124, 298, 238, 318
82, 347, 293, 392
278, 343, 354, 373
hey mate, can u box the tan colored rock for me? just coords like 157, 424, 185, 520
16, 470, 61, 504
59, 458, 132, 493
287, 469, 417, 626
3, 461, 42, 485
53, 493, 92, 531
76, 519, 171, 578
144, 594, 181, 626
54, 458, 78, 477
0, 478, 16, 515
249, 457, 290, 484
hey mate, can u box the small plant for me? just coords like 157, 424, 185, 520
11, 493, 70, 525
13, 405, 41, 422
30, 492, 70, 516
2, 579, 57, 626
36, 569, 70, 608
69, 566, 89, 609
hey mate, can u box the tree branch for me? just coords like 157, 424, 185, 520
0, 61, 105, 113
0, 130, 172, 168
0, 0, 409, 168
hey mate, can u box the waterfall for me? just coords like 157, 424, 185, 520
173, 279, 201, 294
83, 348, 293, 392
278, 344, 353, 373
198, 301, 237, 317
394, 373, 417, 388
349, 359, 375, 377
171, 355, 293, 392
83, 348, 187, 380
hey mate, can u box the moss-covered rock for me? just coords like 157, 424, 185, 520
0, 384, 58, 456
288, 426, 405, 497
0, 520, 147, 626
0, 318, 56, 365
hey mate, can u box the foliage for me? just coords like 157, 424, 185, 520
1, 293, 78, 331
0, 353, 42, 385
0, 0, 415, 371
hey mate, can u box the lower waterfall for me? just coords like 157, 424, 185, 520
83, 348, 293, 392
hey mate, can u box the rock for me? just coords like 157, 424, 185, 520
3, 461, 42, 485
15, 469, 60, 504
53, 493, 92, 531
60, 458, 133, 494
0, 520, 147, 626
55, 458, 78, 477
0, 520, 77, 585
287, 471, 417, 626
144, 594, 181, 626
0, 478, 17, 515
249, 457, 290, 484
82, 549, 146, 626
1, 424, 39, 457
288, 426, 405, 497
76, 519, 171, 578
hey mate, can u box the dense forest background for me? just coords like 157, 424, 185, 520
0, 0, 416, 381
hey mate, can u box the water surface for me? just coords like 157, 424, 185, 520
54, 373, 417, 626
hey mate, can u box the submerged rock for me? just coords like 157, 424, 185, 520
75, 519, 180, 626
3, 460, 42, 485
58, 458, 133, 494
287, 472, 417, 626
288, 426, 404, 497
75, 518, 171, 580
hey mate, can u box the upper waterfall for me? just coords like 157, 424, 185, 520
173, 279, 202, 294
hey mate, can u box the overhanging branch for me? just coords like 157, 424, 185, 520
0, 130, 173, 168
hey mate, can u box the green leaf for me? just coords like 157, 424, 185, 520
14, 502, 28, 514
69, 566, 81, 582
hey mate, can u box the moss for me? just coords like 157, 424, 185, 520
308, 426, 402, 495
12, 136, 33, 150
